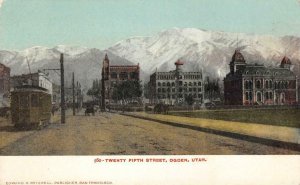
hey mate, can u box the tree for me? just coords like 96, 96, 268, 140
185, 94, 195, 106
111, 80, 142, 104
204, 77, 220, 102
87, 79, 101, 102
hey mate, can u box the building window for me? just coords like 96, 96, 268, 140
256, 80, 261, 89
158, 82, 161, 86
257, 92, 262, 102
158, 88, 161, 93
162, 82, 166, 86
119, 72, 128, 79
167, 82, 170, 86
171, 82, 175, 86
130, 72, 137, 79
198, 82, 202, 86
189, 82, 192, 86
111, 72, 117, 79
193, 82, 197, 86
31, 94, 39, 107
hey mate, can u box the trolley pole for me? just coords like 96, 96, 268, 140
72, 72, 75, 116
60, 53, 66, 124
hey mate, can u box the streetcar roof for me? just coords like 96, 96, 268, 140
12, 85, 50, 94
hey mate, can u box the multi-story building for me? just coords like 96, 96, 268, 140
0, 63, 11, 107
149, 60, 203, 105
101, 54, 140, 104
11, 71, 53, 96
224, 50, 298, 105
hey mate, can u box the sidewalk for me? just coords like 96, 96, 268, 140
121, 112, 300, 150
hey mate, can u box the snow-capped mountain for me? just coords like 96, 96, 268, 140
0, 27, 299, 92
108, 28, 300, 79
0, 46, 137, 91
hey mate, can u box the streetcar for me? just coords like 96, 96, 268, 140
10, 86, 52, 129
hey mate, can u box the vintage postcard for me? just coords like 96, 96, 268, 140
0, 0, 300, 184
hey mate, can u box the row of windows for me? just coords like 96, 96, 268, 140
157, 93, 202, 99
157, 75, 201, 80
245, 71, 281, 76
157, 88, 202, 93
111, 72, 138, 79
245, 92, 273, 101
244, 80, 294, 89
157, 81, 202, 87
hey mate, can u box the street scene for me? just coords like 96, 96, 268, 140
0, 1, 300, 156
1, 111, 299, 155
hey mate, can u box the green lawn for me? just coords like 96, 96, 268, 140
169, 108, 300, 128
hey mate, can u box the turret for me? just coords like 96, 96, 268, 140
175, 59, 184, 72
280, 56, 292, 70
229, 49, 246, 74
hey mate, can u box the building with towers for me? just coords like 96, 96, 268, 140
148, 60, 203, 105
101, 54, 140, 107
224, 50, 298, 105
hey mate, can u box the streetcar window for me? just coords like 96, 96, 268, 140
31, 94, 39, 107
20, 94, 29, 108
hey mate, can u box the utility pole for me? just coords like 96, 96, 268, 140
60, 53, 66, 124
72, 72, 75, 116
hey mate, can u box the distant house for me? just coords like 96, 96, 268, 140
11, 71, 53, 96
224, 50, 298, 105
0, 63, 11, 107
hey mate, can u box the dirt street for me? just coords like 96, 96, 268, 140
0, 112, 299, 155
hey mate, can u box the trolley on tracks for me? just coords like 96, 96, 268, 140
10, 86, 52, 129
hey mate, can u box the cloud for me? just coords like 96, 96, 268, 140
0, 0, 4, 8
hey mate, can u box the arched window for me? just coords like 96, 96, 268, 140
167, 82, 170, 86
245, 92, 249, 100
171, 82, 175, 86
162, 82, 166, 86
256, 80, 261, 89
257, 92, 262, 102
198, 82, 202, 86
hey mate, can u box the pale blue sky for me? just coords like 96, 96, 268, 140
0, 0, 300, 51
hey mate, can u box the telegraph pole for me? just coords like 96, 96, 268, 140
72, 72, 75, 116
60, 53, 66, 124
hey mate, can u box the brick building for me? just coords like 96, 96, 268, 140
148, 60, 203, 105
101, 54, 140, 105
0, 63, 11, 107
224, 50, 298, 105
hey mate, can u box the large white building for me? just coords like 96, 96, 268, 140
148, 60, 204, 105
